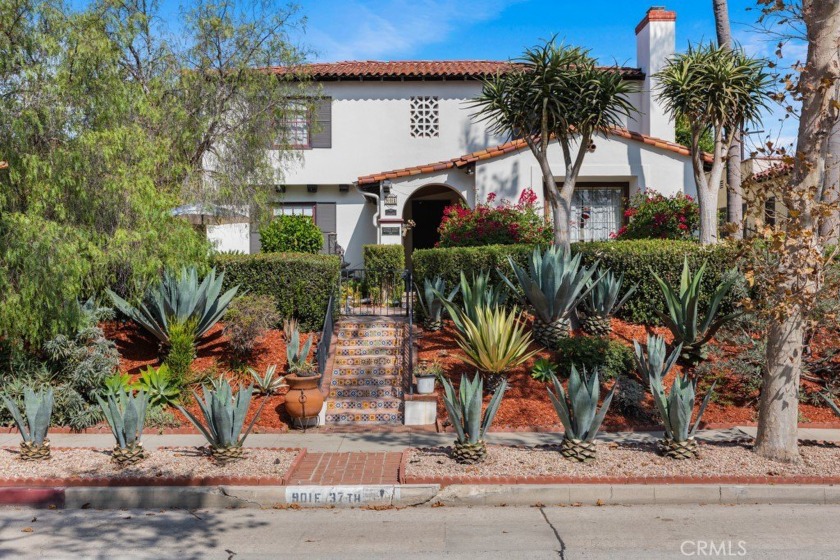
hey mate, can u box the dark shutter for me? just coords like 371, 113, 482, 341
315, 202, 337, 254
310, 98, 332, 148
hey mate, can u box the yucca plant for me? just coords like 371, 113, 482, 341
579, 269, 638, 336
653, 258, 739, 364
177, 380, 264, 463
287, 324, 314, 375
454, 306, 539, 390
97, 389, 148, 465
107, 266, 238, 345
505, 246, 601, 348
441, 374, 507, 464
438, 270, 509, 333
250, 364, 287, 396
547, 366, 615, 463
415, 276, 459, 331
2, 388, 54, 461
634, 335, 716, 460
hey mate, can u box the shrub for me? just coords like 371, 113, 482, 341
259, 215, 323, 254
413, 244, 534, 289
614, 378, 649, 419
164, 319, 197, 384
613, 190, 699, 241
437, 189, 553, 248
363, 244, 405, 280
213, 252, 339, 332
223, 295, 281, 357
554, 336, 635, 381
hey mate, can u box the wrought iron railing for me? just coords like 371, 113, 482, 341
316, 294, 334, 389
339, 268, 409, 317
404, 270, 415, 395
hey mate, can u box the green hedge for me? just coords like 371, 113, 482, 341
213, 252, 339, 331
412, 240, 742, 325
259, 215, 323, 254
363, 244, 405, 281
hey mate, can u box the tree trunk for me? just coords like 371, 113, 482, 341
819, 103, 840, 243
698, 185, 719, 245
756, 0, 840, 462
555, 183, 574, 252
755, 309, 803, 462
713, 0, 744, 239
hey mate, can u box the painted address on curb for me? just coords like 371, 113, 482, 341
285, 485, 399, 505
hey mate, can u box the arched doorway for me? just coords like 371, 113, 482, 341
403, 184, 465, 262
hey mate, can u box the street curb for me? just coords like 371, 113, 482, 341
2, 483, 839, 509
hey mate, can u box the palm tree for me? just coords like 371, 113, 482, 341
470, 40, 638, 250
655, 43, 773, 245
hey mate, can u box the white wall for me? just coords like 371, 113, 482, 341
635, 13, 676, 142
207, 223, 250, 254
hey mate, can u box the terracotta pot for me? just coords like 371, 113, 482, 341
285, 373, 324, 424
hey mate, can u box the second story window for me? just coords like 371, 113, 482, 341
410, 96, 439, 138
282, 101, 311, 148
276, 98, 331, 150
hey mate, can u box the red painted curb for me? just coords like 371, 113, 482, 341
0, 487, 64, 507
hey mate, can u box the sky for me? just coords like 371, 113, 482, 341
296, 0, 806, 149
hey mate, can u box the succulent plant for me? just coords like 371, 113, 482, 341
103, 372, 132, 397
441, 374, 507, 464
2, 388, 54, 460
530, 358, 558, 383
97, 389, 148, 465
282, 317, 299, 342
579, 269, 638, 336
286, 324, 314, 374
177, 379, 264, 463
415, 276, 459, 331
652, 257, 739, 363
820, 393, 840, 418
250, 364, 287, 395
438, 270, 509, 333
547, 366, 615, 462
107, 266, 238, 344
454, 305, 538, 390
634, 334, 716, 459
504, 246, 601, 348
133, 365, 181, 407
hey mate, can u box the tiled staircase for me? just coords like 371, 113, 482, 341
325, 319, 405, 425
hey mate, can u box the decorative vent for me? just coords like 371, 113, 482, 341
410, 96, 439, 138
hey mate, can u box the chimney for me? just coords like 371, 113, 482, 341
635, 6, 676, 142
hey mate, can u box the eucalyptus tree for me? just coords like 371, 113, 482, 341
471, 40, 638, 250
656, 43, 774, 245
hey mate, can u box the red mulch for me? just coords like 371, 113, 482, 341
415, 318, 840, 430
102, 321, 318, 431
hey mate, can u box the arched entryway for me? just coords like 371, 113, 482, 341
403, 184, 465, 262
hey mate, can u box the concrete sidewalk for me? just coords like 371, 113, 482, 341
14, 426, 840, 451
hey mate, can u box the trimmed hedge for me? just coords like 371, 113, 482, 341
412, 240, 742, 325
259, 215, 323, 254
363, 244, 405, 281
213, 252, 339, 331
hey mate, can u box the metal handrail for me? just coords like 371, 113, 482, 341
404, 269, 414, 395
316, 294, 334, 389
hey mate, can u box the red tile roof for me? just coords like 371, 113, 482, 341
270, 61, 644, 81
751, 163, 792, 183
357, 128, 712, 185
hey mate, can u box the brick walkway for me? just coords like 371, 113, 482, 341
287, 452, 402, 485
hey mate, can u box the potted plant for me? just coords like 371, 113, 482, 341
415, 361, 443, 394
284, 325, 323, 427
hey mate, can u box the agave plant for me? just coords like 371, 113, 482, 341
530, 358, 558, 383
652, 258, 739, 364
177, 380, 264, 463
1, 388, 54, 461
103, 372, 132, 397
547, 366, 615, 463
97, 389, 148, 465
440, 374, 507, 464
250, 364, 287, 396
415, 276, 459, 331
454, 305, 539, 390
133, 365, 181, 407
107, 266, 238, 344
634, 335, 716, 460
287, 324, 314, 375
438, 270, 509, 333
505, 246, 601, 348
820, 394, 840, 418
579, 269, 638, 336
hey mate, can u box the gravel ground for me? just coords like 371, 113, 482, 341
0, 447, 298, 481
405, 441, 840, 479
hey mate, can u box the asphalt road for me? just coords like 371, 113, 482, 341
0, 504, 837, 559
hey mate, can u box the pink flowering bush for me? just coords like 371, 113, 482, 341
612, 190, 699, 241
437, 188, 553, 248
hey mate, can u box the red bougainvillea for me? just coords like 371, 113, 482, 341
437, 188, 553, 248
611, 190, 699, 241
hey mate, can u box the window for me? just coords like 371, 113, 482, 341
410, 96, 439, 138
273, 204, 314, 218
278, 101, 310, 148
764, 197, 776, 226
570, 184, 626, 242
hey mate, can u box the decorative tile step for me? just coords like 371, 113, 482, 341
336, 346, 401, 357
330, 386, 404, 399
325, 412, 404, 425
337, 328, 401, 338
330, 377, 401, 390
327, 397, 402, 412
333, 356, 399, 367
335, 340, 402, 349
331, 365, 401, 376
338, 322, 402, 329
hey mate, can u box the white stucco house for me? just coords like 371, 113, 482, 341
209, 6, 708, 267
